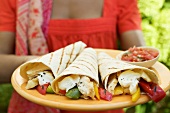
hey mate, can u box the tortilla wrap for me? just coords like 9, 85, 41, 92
98, 52, 158, 95
20, 41, 86, 89
51, 48, 99, 99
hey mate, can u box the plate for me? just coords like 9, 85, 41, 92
11, 49, 170, 111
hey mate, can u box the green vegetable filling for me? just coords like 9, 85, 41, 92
65, 87, 81, 99
46, 85, 55, 94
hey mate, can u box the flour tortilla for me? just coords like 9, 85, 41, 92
98, 52, 158, 90
20, 41, 87, 81
51, 48, 99, 94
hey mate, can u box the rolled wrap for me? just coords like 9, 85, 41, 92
51, 48, 99, 100
20, 41, 87, 89
98, 52, 158, 94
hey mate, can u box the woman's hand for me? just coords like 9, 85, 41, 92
25, 55, 39, 62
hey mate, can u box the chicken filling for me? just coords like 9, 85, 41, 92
26, 70, 54, 89
107, 69, 151, 95
58, 75, 96, 100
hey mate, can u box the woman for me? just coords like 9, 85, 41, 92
0, 0, 145, 113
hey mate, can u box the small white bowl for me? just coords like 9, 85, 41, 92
116, 46, 160, 68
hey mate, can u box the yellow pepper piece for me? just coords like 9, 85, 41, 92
132, 87, 140, 102
114, 86, 124, 95
94, 82, 100, 100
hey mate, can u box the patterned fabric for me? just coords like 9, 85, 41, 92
8, 0, 60, 113
16, 0, 51, 55
8, 91, 60, 113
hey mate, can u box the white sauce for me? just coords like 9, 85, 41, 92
37, 71, 54, 86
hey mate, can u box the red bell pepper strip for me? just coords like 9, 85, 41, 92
139, 79, 166, 103
149, 82, 166, 103
59, 90, 66, 95
99, 87, 112, 101
139, 79, 153, 95
36, 83, 49, 95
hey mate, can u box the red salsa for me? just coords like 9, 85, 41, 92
121, 47, 159, 62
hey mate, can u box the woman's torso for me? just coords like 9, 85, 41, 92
47, 0, 118, 52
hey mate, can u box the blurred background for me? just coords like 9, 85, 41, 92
125, 0, 170, 113
0, 0, 170, 113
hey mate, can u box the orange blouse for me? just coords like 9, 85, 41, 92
0, 0, 141, 52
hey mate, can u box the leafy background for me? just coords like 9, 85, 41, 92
0, 0, 170, 113
125, 0, 170, 113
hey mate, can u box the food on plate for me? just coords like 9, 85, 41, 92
46, 85, 55, 94
121, 46, 159, 62
20, 41, 86, 95
98, 52, 166, 102
51, 48, 100, 100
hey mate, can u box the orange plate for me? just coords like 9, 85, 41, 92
11, 49, 170, 111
